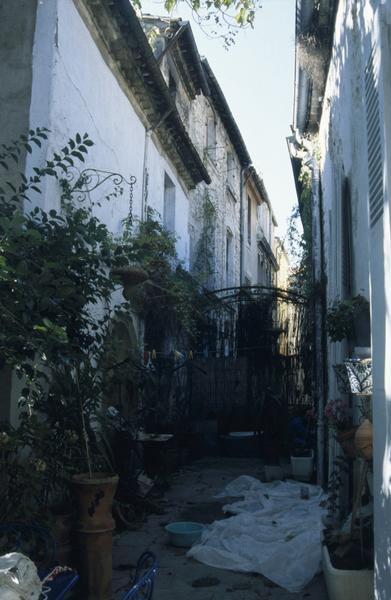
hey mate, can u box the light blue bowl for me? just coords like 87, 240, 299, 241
165, 521, 204, 547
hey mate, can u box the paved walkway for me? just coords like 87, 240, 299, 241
113, 457, 328, 600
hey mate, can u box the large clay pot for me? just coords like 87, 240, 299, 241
354, 420, 373, 460
336, 428, 358, 459
72, 473, 119, 600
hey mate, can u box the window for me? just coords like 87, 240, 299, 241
365, 46, 383, 228
163, 173, 175, 234
247, 195, 252, 245
226, 229, 233, 286
341, 178, 353, 297
206, 116, 216, 161
227, 151, 236, 190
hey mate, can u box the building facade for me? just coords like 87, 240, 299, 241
291, 0, 391, 595
1, 0, 281, 420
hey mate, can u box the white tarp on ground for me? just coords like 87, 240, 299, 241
187, 475, 325, 593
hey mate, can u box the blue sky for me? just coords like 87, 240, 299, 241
142, 0, 297, 237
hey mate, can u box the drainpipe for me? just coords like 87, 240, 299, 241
239, 167, 244, 285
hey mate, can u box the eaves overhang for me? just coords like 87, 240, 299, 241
202, 59, 252, 169
78, 0, 210, 189
246, 166, 278, 226
293, 0, 337, 134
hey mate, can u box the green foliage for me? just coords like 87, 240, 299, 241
193, 193, 216, 284
0, 131, 214, 521
287, 204, 312, 298
326, 295, 370, 342
116, 209, 212, 345
0, 131, 133, 517
0, 128, 92, 206
324, 455, 350, 528
134, 0, 261, 47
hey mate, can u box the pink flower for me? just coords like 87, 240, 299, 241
324, 399, 350, 429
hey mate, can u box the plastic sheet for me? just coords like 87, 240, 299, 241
188, 476, 325, 593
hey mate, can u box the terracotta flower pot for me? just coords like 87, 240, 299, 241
72, 473, 119, 600
354, 420, 373, 460
336, 428, 358, 459
51, 509, 75, 566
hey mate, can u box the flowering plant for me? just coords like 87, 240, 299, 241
324, 399, 350, 430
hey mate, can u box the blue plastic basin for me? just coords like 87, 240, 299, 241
165, 521, 204, 547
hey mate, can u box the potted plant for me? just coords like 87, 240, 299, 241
322, 538, 374, 600
326, 295, 370, 345
44, 353, 120, 600
344, 358, 372, 395
111, 264, 149, 300
0, 133, 138, 599
322, 453, 374, 600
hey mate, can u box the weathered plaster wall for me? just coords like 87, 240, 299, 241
319, 0, 372, 305
0, 0, 38, 150
0, 0, 39, 422
188, 94, 242, 290
26, 0, 190, 264
318, 0, 373, 398
145, 135, 190, 266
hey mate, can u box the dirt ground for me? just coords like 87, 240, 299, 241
112, 457, 328, 600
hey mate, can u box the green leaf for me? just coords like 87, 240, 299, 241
71, 151, 85, 162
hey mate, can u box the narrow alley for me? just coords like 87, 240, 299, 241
112, 458, 328, 600
0, 0, 384, 599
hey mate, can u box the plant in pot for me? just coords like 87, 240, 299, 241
0, 131, 141, 599
344, 358, 372, 396
326, 295, 370, 346
322, 456, 374, 600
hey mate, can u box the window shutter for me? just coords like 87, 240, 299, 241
365, 46, 384, 228
341, 178, 353, 296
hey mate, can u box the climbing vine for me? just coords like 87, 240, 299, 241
287, 161, 313, 298
116, 209, 214, 346
192, 192, 217, 285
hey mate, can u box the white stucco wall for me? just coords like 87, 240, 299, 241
26, 0, 190, 264
318, 1, 391, 597
318, 0, 374, 399
145, 136, 189, 266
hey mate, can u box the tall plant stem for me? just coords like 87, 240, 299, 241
76, 368, 93, 478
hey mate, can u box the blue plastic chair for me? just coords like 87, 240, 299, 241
0, 522, 79, 600
122, 551, 157, 600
